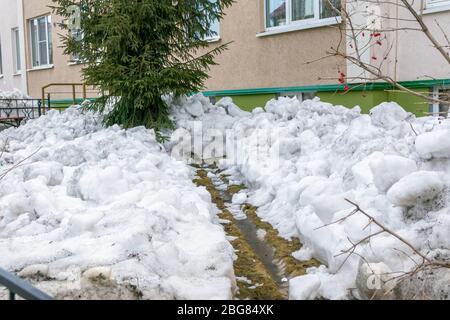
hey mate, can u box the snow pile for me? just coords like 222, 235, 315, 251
0, 89, 35, 121
415, 130, 450, 159
387, 171, 445, 207
0, 107, 235, 300
169, 94, 450, 300
0, 88, 31, 100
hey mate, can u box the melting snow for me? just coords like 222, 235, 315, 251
0, 107, 235, 300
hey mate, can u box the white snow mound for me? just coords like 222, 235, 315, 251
369, 154, 418, 192
170, 94, 450, 300
0, 108, 235, 300
387, 171, 445, 207
415, 130, 450, 159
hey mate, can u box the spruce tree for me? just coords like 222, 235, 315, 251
52, 0, 234, 140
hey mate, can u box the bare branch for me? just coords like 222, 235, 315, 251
0, 147, 42, 181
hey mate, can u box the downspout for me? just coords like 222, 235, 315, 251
17, 0, 28, 95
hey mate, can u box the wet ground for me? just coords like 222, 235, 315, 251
193, 165, 320, 300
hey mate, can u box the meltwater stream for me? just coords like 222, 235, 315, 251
194, 165, 289, 299
218, 182, 286, 289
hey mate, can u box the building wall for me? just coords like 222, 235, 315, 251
23, 0, 84, 99
15, 0, 450, 114
21, 0, 347, 100
395, 6, 450, 82
0, 0, 27, 93
346, 1, 450, 83
203, 0, 346, 91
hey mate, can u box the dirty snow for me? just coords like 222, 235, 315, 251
0, 107, 235, 300
0, 88, 30, 100
169, 94, 450, 300
2, 89, 449, 300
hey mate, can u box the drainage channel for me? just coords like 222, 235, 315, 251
193, 165, 320, 300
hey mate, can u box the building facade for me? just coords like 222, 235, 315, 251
201, 0, 450, 115
23, 0, 86, 102
0, 0, 27, 94
0, 0, 449, 115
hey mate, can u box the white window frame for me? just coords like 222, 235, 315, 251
263, 0, 341, 34
12, 27, 22, 74
423, 0, 450, 14
277, 91, 317, 101
426, 0, 450, 9
431, 85, 450, 117
29, 15, 53, 69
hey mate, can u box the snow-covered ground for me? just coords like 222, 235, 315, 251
1, 90, 448, 300
168, 94, 450, 300
0, 107, 235, 299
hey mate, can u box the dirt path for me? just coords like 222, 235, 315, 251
193, 165, 320, 300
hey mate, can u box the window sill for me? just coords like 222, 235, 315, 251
27, 64, 54, 72
257, 17, 342, 37
205, 37, 221, 43
0, 75, 3, 79
423, 4, 450, 14
68, 61, 85, 66
13, 72, 22, 76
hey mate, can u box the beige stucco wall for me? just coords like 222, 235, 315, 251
18, 1, 450, 98
22, 0, 346, 96
0, 0, 27, 93
202, 0, 346, 91
23, 0, 84, 98
395, 6, 450, 82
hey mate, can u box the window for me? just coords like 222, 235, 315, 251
277, 91, 317, 101
207, 17, 220, 40
265, 0, 341, 29
70, 28, 83, 63
431, 86, 450, 118
266, 0, 287, 27
66, 4, 84, 64
426, 0, 450, 8
292, 0, 314, 21
12, 28, 21, 73
204, 0, 221, 41
29, 15, 53, 68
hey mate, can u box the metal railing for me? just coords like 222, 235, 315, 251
0, 268, 53, 300
0, 98, 46, 127
42, 83, 91, 114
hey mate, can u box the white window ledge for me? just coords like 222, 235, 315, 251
68, 61, 85, 66
205, 37, 221, 43
0, 75, 3, 79
27, 64, 54, 72
257, 17, 342, 38
423, 4, 450, 14
13, 72, 22, 76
